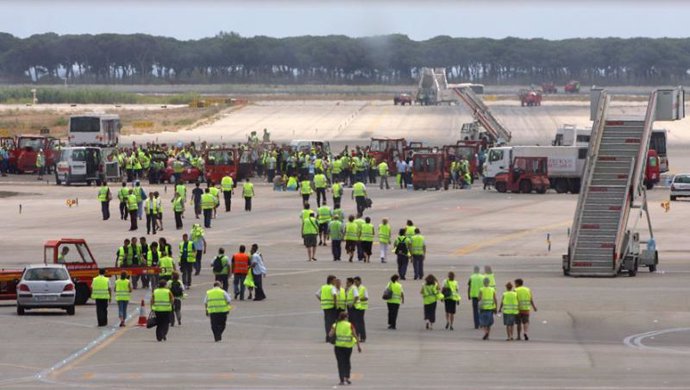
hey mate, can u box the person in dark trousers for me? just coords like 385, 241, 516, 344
205, 281, 233, 342
393, 229, 410, 280
90, 268, 112, 327
191, 182, 203, 219
231, 245, 250, 300
212, 248, 230, 291
328, 311, 361, 386
127, 189, 138, 231
168, 272, 184, 327
386, 274, 404, 330
317, 275, 338, 342
468, 266, 483, 329
151, 280, 174, 342
243, 178, 254, 211
249, 244, 267, 301
118, 182, 129, 220
98, 181, 111, 220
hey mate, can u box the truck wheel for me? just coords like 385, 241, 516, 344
670, 196, 677, 201
519, 180, 532, 194
649, 264, 657, 272
495, 182, 507, 193
75, 283, 90, 305
645, 182, 654, 190
629, 260, 638, 277
86, 180, 92, 186
17, 305, 25, 315
536, 186, 547, 194
555, 180, 568, 194
66, 305, 75, 315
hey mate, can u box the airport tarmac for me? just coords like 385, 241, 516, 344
1, 144, 690, 389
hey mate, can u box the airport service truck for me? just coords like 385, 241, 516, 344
486, 145, 587, 194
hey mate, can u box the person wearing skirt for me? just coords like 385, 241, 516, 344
420, 274, 441, 330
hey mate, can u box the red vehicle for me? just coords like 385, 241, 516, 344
564, 81, 581, 94
0, 239, 159, 305
393, 93, 413, 106
644, 149, 661, 189
205, 148, 239, 184
494, 157, 550, 194
161, 159, 203, 184
13, 135, 59, 173
411, 152, 446, 190
519, 89, 543, 106
542, 83, 557, 94
442, 142, 481, 187
369, 138, 406, 174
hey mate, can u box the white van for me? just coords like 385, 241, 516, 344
55, 147, 104, 186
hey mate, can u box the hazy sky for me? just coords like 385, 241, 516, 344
3, 0, 690, 40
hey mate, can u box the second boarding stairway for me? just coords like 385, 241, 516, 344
568, 118, 648, 276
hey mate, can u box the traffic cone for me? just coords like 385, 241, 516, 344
137, 299, 147, 327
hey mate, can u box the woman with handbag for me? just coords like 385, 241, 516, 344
442, 271, 461, 330
420, 274, 441, 330
385, 274, 404, 330
328, 311, 361, 386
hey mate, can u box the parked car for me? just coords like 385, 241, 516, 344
670, 173, 690, 201
16, 264, 76, 315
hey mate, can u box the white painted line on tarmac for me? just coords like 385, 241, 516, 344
623, 327, 690, 354
33, 293, 151, 384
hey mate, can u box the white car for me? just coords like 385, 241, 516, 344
670, 173, 690, 201
16, 264, 76, 315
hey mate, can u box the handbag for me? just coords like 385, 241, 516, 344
382, 283, 393, 300
441, 286, 452, 299
146, 311, 157, 329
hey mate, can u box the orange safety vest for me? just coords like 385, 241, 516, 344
232, 253, 250, 275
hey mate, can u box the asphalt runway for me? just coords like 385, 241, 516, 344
1, 99, 690, 388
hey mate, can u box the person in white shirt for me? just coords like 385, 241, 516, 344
250, 244, 267, 301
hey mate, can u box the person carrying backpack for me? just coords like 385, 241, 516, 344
212, 248, 230, 291
393, 229, 411, 280
167, 271, 185, 327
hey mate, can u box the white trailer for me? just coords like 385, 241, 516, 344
68, 114, 121, 146
486, 145, 588, 193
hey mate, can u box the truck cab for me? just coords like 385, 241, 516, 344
494, 157, 549, 194
14, 135, 59, 173
205, 148, 238, 184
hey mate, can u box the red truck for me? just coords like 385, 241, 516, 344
519, 89, 543, 106
205, 148, 239, 184
0, 239, 159, 305
411, 152, 446, 190
369, 138, 406, 174
12, 135, 60, 173
564, 81, 581, 94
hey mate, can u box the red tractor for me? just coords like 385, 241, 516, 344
542, 83, 558, 94
564, 81, 581, 94
494, 157, 549, 194
519, 89, 543, 106
411, 152, 445, 190
393, 93, 413, 106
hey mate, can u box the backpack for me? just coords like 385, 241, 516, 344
212, 256, 224, 273
170, 281, 183, 297
394, 238, 408, 256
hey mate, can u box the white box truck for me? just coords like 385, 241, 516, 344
485, 145, 588, 193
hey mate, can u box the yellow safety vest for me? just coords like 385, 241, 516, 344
90, 275, 110, 300
502, 291, 519, 315
378, 223, 391, 244
98, 186, 109, 202
480, 286, 496, 310
359, 223, 374, 242
387, 282, 403, 304
221, 176, 234, 191
352, 182, 365, 197
354, 286, 368, 310
127, 194, 138, 211
300, 180, 312, 195
320, 284, 335, 309
515, 286, 532, 312
152, 288, 172, 312
201, 193, 215, 210
410, 234, 425, 255
344, 222, 359, 241
206, 288, 230, 313
242, 182, 254, 197
336, 288, 346, 310
469, 273, 484, 298
444, 279, 461, 302
422, 284, 439, 305
159, 256, 174, 276
115, 279, 131, 301
333, 320, 356, 348
179, 241, 195, 263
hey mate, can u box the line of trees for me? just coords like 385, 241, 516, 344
0, 32, 689, 85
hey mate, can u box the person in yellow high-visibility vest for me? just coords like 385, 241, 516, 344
514, 278, 538, 341
242, 178, 254, 212
499, 282, 519, 341
442, 271, 461, 330
328, 311, 362, 386
204, 281, 232, 342
151, 280, 174, 342
201, 188, 215, 229
478, 277, 497, 340
316, 275, 338, 342
115, 271, 132, 327
91, 268, 112, 327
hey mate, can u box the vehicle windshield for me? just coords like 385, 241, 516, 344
24, 268, 69, 281
674, 175, 690, 184
70, 117, 100, 133
19, 138, 43, 150
207, 150, 235, 165
488, 149, 504, 163
369, 140, 385, 152
413, 157, 437, 172
61, 149, 87, 162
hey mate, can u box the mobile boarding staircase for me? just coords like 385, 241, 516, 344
564, 88, 685, 277
451, 86, 512, 144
